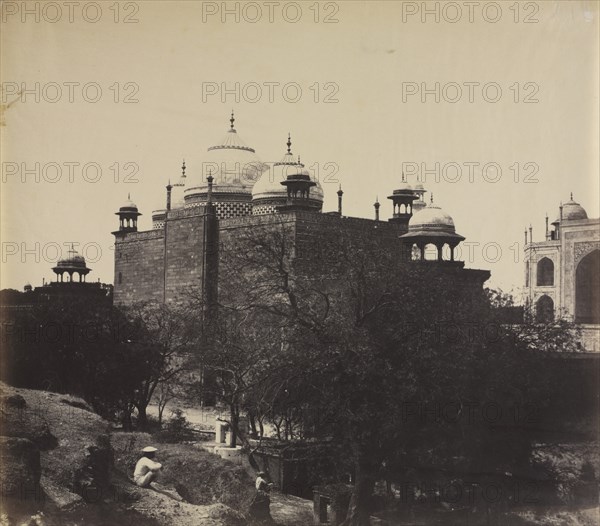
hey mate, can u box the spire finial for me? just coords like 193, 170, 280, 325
128, 192, 131, 200
182, 159, 186, 177
430, 193, 434, 204
230, 110, 235, 130
297, 155, 301, 165
206, 169, 214, 204
287, 133, 292, 154
570, 192, 573, 200
402, 171, 406, 183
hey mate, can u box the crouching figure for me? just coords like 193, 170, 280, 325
133, 446, 183, 501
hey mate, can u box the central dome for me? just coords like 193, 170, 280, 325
185, 113, 267, 207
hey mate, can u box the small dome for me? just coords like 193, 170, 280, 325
395, 181, 413, 192
392, 173, 414, 195
56, 249, 88, 269
119, 196, 138, 213
409, 202, 456, 233
561, 197, 588, 221
414, 182, 425, 192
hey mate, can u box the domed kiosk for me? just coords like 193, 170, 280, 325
400, 196, 465, 262
115, 194, 141, 233
52, 246, 91, 282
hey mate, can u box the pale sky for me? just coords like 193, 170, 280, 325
1, 0, 598, 296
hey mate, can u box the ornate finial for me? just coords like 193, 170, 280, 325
430, 193, 434, 204
570, 192, 573, 200
207, 168, 213, 182
230, 110, 235, 130
287, 133, 292, 154
182, 160, 186, 177
374, 196, 380, 206
402, 171, 406, 183
128, 192, 131, 200
297, 155, 301, 165
337, 184, 343, 196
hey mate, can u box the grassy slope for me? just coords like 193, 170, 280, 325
111, 431, 254, 510
0, 383, 254, 526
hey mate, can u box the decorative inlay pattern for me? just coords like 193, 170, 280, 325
574, 241, 600, 266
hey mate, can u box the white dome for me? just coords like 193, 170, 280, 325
186, 117, 267, 203
252, 146, 323, 204
409, 202, 456, 233
119, 196, 138, 212
395, 181, 413, 192
253, 162, 323, 202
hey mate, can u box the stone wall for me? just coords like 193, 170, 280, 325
114, 210, 489, 307
113, 230, 165, 305
114, 208, 210, 305
164, 213, 206, 302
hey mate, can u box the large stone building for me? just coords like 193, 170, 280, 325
523, 194, 599, 351
112, 114, 489, 308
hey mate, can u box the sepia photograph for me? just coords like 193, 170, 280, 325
1, 1, 599, 525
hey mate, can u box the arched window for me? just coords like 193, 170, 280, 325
575, 250, 599, 324
535, 295, 554, 323
525, 261, 530, 287
118, 272, 123, 285
424, 243, 437, 261
536, 257, 554, 286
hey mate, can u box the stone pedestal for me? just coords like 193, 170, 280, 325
215, 421, 232, 446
